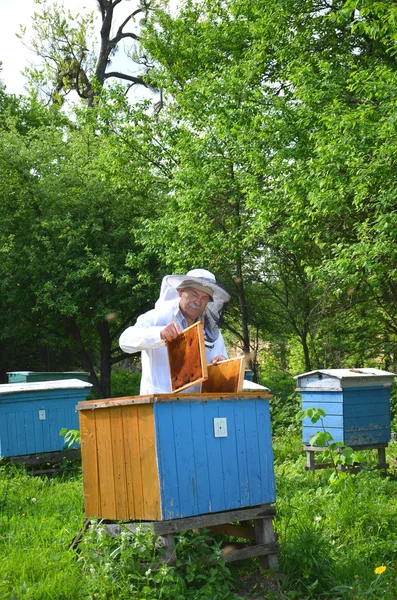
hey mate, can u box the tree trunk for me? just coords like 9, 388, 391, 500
301, 329, 312, 372
96, 320, 112, 398
63, 316, 103, 397
235, 261, 252, 370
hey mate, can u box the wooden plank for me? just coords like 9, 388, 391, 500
152, 504, 276, 535
109, 407, 129, 520
79, 411, 100, 517
201, 357, 245, 394
77, 396, 154, 411
123, 404, 142, 519
304, 462, 333, 471
95, 409, 117, 520
222, 542, 280, 563
154, 391, 272, 402
254, 517, 279, 569
154, 402, 180, 520
171, 402, 199, 518
208, 524, 256, 540
10, 449, 81, 464
167, 322, 208, 393
139, 403, 161, 520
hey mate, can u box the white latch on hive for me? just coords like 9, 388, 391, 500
214, 417, 227, 438
38, 410, 46, 420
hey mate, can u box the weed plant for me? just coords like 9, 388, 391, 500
1, 440, 397, 599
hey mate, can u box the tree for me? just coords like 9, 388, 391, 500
0, 93, 167, 396
20, 0, 161, 106
140, 0, 397, 375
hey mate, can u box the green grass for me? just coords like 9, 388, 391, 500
1, 438, 397, 599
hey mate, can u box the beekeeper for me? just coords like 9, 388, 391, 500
119, 269, 231, 394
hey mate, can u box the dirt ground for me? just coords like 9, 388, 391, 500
233, 570, 281, 599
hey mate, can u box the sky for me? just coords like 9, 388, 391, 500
0, 0, 170, 97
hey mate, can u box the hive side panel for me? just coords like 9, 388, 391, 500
138, 404, 161, 520
79, 410, 100, 518
95, 409, 117, 520
168, 402, 199, 518
22, 410, 36, 455
301, 391, 344, 444
109, 407, 129, 520
156, 398, 275, 519
213, 401, 241, 509
241, 400, 265, 504
122, 404, 141, 519
233, 402, 251, 507
154, 403, 180, 520
255, 401, 276, 504
201, 402, 226, 513
189, 402, 212, 515
344, 388, 391, 445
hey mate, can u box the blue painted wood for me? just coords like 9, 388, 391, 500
172, 402, 200, 518
190, 402, 212, 515
344, 402, 389, 418
302, 401, 343, 416
0, 385, 91, 457
218, 401, 241, 510
302, 414, 343, 429
345, 429, 390, 446
153, 402, 179, 519
154, 397, 275, 520
301, 386, 392, 447
301, 391, 343, 404
202, 402, 226, 514
233, 402, 251, 508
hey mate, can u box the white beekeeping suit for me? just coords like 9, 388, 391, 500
119, 269, 230, 395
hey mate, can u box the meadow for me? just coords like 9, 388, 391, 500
1, 429, 397, 600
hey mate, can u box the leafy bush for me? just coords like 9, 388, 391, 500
111, 369, 142, 398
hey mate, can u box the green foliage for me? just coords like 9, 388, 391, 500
275, 436, 397, 599
78, 524, 238, 600
110, 369, 142, 398
299, 407, 363, 484
60, 428, 81, 449
2, 437, 397, 598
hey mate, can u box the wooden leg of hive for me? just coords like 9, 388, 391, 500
305, 449, 316, 471
254, 517, 278, 570
158, 533, 177, 564
377, 446, 388, 470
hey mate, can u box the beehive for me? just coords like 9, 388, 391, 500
296, 368, 395, 446
7, 371, 90, 383
0, 379, 92, 457
77, 392, 275, 521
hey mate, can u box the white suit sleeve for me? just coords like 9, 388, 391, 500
119, 310, 166, 354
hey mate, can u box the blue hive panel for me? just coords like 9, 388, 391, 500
154, 397, 275, 520
0, 380, 92, 457
343, 387, 390, 445
301, 387, 391, 446
302, 391, 344, 444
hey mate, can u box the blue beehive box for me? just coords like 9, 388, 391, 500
78, 392, 276, 521
296, 368, 396, 447
0, 379, 92, 458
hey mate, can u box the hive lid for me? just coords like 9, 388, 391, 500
0, 379, 93, 395
295, 368, 396, 391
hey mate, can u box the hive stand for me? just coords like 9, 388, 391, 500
304, 442, 389, 472
103, 503, 279, 570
